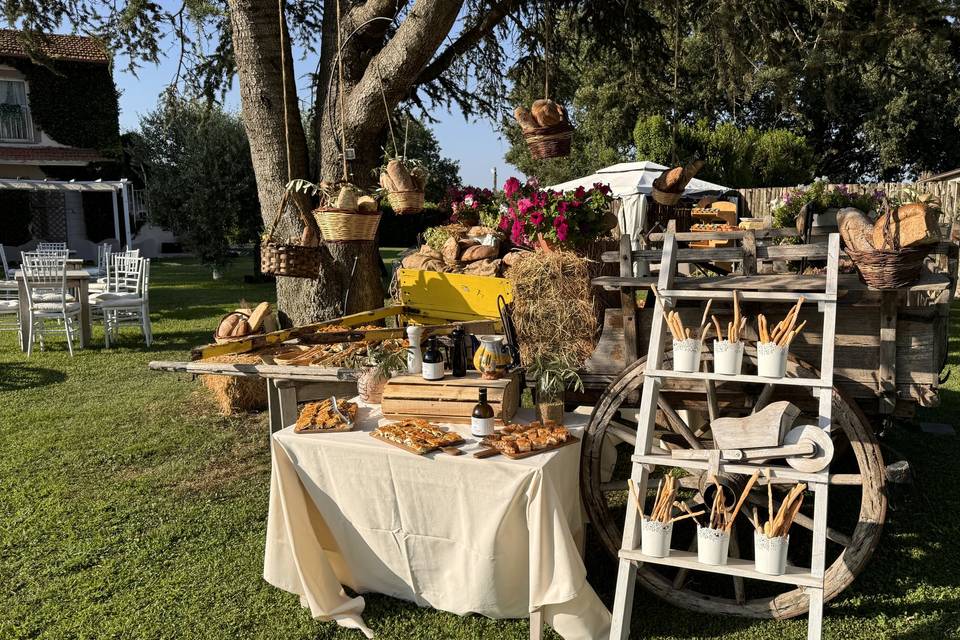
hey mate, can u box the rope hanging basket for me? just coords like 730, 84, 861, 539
315, 207, 381, 242
651, 186, 683, 206
523, 121, 573, 160
260, 192, 324, 278
386, 190, 425, 215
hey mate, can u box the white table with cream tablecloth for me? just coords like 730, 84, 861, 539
264, 399, 611, 639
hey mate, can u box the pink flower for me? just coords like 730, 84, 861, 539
518, 197, 534, 214
463, 194, 474, 207
530, 210, 544, 226
558, 201, 569, 214
574, 186, 586, 200
511, 219, 525, 244
592, 182, 611, 195
553, 214, 566, 229
556, 222, 569, 242
498, 215, 510, 230
526, 176, 540, 189
504, 177, 521, 198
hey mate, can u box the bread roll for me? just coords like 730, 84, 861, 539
230, 319, 252, 337
837, 207, 875, 252
217, 313, 243, 339
357, 195, 378, 213
463, 258, 501, 277
335, 185, 358, 211
531, 99, 564, 127
460, 243, 499, 262
380, 172, 396, 192
514, 106, 539, 132
441, 235, 463, 265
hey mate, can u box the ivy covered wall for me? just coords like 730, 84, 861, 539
2, 56, 121, 159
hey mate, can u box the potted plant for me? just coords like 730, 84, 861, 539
527, 354, 584, 425
357, 343, 408, 404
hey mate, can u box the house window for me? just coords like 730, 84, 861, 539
0, 79, 33, 142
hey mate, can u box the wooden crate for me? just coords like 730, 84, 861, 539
381, 371, 520, 425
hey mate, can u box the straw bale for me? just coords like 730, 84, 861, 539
200, 353, 266, 415
506, 251, 597, 365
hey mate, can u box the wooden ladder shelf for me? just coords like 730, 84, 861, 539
608, 232, 840, 640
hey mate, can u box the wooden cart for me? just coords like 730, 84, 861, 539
149, 270, 512, 436
579, 228, 957, 620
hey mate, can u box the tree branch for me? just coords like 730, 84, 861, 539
346, 0, 408, 31
346, 0, 465, 132
414, 0, 522, 87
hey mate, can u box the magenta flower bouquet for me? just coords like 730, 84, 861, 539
499, 177, 613, 249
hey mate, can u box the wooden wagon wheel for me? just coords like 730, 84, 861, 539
580, 349, 887, 619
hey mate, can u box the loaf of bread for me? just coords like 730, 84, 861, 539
531, 99, 564, 127
872, 203, 940, 250
514, 106, 539, 132
357, 195, 378, 213
837, 208, 876, 252
460, 242, 499, 262
655, 167, 684, 193
335, 185, 359, 211
386, 159, 415, 192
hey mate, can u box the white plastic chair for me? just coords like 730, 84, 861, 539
0, 264, 20, 342
20, 253, 80, 356
84, 243, 113, 278
36, 242, 68, 252
89, 248, 139, 294
0, 244, 16, 292
90, 256, 152, 347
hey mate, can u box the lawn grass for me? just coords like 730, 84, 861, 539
1, 256, 959, 639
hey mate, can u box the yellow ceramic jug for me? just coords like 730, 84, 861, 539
473, 335, 511, 379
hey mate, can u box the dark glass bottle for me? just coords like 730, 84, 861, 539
450, 326, 467, 377
421, 336, 445, 381
471, 388, 495, 437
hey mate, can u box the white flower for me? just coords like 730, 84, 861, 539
464, 195, 474, 206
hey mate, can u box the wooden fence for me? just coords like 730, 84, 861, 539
737, 181, 960, 222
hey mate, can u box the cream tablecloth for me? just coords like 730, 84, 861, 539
264, 400, 611, 639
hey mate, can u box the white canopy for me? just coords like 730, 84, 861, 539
0, 178, 134, 247
549, 161, 729, 198
548, 161, 730, 249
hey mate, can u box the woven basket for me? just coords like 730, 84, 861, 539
315, 207, 381, 242
845, 200, 930, 289
523, 122, 573, 160
845, 246, 929, 289
387, 190, 425, 215
652, 187, 682, 206
260, 192, 324, 278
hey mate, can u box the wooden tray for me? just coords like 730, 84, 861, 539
474, 434, 579, 459
369, 431, 466, 456
294, 423, 353, 434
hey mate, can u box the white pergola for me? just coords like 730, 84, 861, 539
0, 177, 134, 248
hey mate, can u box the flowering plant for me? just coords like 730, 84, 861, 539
498, 176, 614, 248
444, 186, 502, 227
770, 177, 882, 229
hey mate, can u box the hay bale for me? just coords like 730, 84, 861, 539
507, 251, 597, 366
200, 354, 267, 415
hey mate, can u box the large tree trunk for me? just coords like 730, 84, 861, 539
229, 0, 468, 327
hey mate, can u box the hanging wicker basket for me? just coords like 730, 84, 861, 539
315, 207, 381, 242
523, 121, 573, 160
260, 192, 324, 278
387, 190, 425, 215
845, 201, 931, 289
651, 187, 683, 206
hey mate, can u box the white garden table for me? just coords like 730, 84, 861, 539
264, 399, 611, 639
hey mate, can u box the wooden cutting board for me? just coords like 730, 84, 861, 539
369, 431, 466, 456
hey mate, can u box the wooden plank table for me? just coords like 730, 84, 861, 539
14, 269, 92, 351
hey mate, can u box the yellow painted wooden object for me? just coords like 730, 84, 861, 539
396, 269, 512, 320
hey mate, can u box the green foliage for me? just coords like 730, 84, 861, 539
632, 116, 814, 188
363, 343, 409, 378
128, 98, 260, 269
770, 179, 883, 230
526, 354, 584, 402
6, 58, 121, 157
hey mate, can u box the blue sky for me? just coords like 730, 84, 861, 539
113, 32, 516, 188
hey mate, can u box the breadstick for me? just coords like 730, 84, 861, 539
699, 299, 714, 333
759, 314, 769, 343
669, 509, 706, 525
665, 312, 681, 340
725, 469, 761, 532
737, 316, 747, 342
712, 315, 723, 342
727, 321, 734, 344
698, 322, 712, 347
752, 507, 762, 533
732, 290, 740, 339
685, 327, 692, 339
765, 468, 774, 534
627, 479, 644, 518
